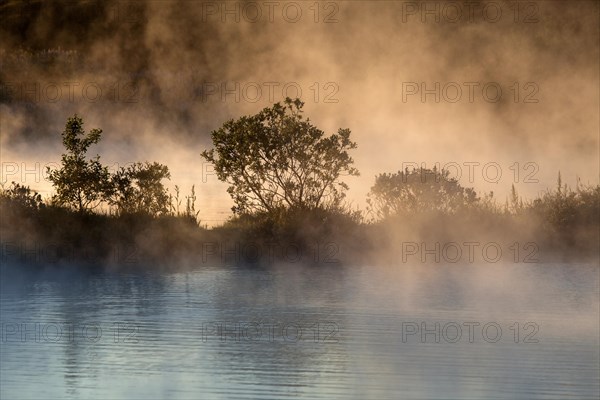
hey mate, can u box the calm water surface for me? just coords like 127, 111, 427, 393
1, 262, 598, 399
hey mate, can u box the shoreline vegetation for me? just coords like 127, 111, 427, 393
2, 99, 599, 269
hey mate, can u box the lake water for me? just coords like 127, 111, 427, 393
1, 262, 598, 399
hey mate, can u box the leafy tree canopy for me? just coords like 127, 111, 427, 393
47, 115, 111, 212
367, 166, 479, 220
109, 162, 171, 217
202, 98, 359, 215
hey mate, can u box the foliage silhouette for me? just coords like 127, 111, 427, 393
47, 115, 112, 212
202, 98, 359, 216
367, 166, 479, 220
1, 111, 598, 268
109, 162, 171, 217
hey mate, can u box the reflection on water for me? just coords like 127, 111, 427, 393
1, 262, 598, 399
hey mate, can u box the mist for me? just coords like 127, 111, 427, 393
2, 3, 599, 398
1, 0, 598, 226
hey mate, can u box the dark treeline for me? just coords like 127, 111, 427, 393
1, 99, 598, 268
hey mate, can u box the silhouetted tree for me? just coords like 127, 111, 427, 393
202, 98, 359, 215
367, 167, 479, 220
109, 162, 171, 217
47, 115, 112, 212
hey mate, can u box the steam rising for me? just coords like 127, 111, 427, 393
1, 0, 599, 224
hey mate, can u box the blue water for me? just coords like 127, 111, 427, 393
1, 262, 598, 399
